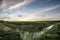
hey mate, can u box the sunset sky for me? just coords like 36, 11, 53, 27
0, 0, 60, 21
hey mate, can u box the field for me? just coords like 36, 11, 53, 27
0, 21, 60, 40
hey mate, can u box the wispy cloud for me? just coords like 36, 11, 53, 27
1, 0, 7, 9
20, 5, 60, 21
0, 0, 60, 21
40, 5, 60, 13
8, 0, 35, 10
1, 5, 60, 21
1, 0, 35, 11
32, 5, 60, 14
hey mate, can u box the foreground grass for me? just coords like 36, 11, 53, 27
0, 21, 60, 40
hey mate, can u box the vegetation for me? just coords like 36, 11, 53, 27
0, 21, 60, 40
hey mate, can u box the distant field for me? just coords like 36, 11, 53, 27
0, 21, 60, 40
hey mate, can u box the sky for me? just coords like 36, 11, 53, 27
0, 0, 60, 21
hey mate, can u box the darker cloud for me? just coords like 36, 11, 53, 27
0, 0, 3, 3
0, 0, 3, 5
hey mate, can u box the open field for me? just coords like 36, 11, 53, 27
0, 21, 60, 40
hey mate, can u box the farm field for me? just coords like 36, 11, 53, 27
0, 21, 60, 40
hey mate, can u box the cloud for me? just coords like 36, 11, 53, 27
8, 0, 34, 10
0, 0, 3, 4
41, 5, 60, 13
27, 5, 60, 21
0, 2, 60, 21
1, 0, 35, 11
1, 5, 60, 21
20, 5, 60, 21
0, 0, 8, 9
33, 5, 60, 14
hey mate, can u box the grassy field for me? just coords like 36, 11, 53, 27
0, 21, 60, 40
